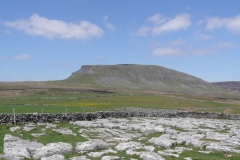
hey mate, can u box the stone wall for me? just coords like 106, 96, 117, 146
1, 109, 240, 125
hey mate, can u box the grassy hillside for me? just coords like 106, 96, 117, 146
66, 64, 226, 94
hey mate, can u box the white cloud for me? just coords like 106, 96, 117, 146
153, 47, 183, 56
136, 13, 191, 36
3, 14, 103, 39
206, 17, 227, 30
153, 47, 218, 57
147, 14, 166, 24
14, 54, 31, 60
152, 14, 191, 35
169, 39, 185, 46
135, 26, 150, 36
206, 15, 240, 33
195, 32, 212, 40
103, 16, 116, 31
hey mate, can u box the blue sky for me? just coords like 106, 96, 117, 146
1, 0, 240, 82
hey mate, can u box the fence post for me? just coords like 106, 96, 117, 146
13, 108, 16, 126
42, 108, 44, 114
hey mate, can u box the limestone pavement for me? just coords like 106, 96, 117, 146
1, 117, 240, 159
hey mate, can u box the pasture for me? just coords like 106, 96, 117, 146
0, 93, 239, 114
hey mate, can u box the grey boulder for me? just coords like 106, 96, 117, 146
115, 141, 143, 151
32, 142, 72, 159
75, 140, 108, 152
41, 154, 65, 160
139, 152, 165, 160
3, 134, 44, 159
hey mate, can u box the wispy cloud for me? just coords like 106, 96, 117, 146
169, 39, 185, 46
147, 14, 166, 25
195, 31, 212, 40
153, 39, 235, 57
152, 14, 191, 35
153, 47, 183, 56
136, 13, 191, 36
153, 47, 218, 57
135, 26, 150, 37
212, 42, 234, 49
103, 16, 116, 31
3, 14, 103, 39
206, 15, 240, 33
14, 54, 31, 60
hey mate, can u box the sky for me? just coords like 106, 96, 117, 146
0, 0, 240, 82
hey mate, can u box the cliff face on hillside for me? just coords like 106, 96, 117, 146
66, 64, 224, 93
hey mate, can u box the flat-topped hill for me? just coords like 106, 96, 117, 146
65, 64, 224, 94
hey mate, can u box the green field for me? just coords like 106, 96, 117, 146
0, 93, 239, 114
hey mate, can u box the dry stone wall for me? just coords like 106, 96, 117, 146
1, 109, 240, 125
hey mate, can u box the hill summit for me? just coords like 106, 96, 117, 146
66, 64, 222, 93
